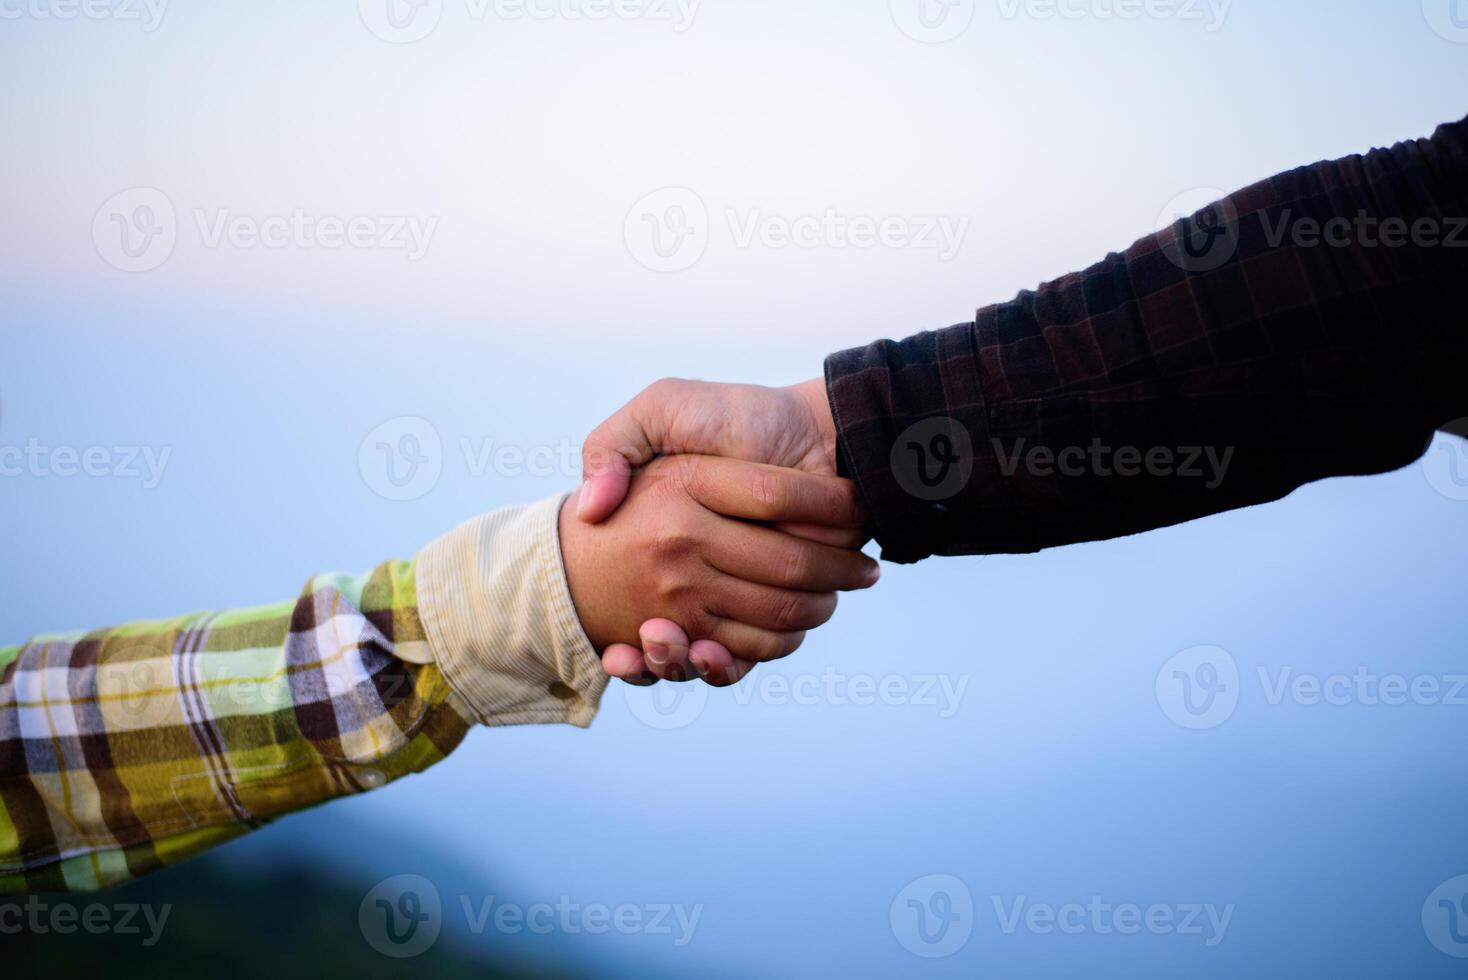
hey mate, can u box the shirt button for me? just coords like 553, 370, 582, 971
358, 768, 387, 789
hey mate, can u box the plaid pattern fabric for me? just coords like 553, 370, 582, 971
828, 112, 1468, 563
0, 558, 471, 892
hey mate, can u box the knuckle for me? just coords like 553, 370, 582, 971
770, 592, 808, 631
646, 377, 685, 400
660, 454, 702, 495
651, 524, 696, 565
747, 633, 786, 663
809, 592, 838, 627
769, 632, 805, 661
824, 483, 854, 522
686, 609, 717, 639
779, 545, 812, 586
748, 469, 786, 516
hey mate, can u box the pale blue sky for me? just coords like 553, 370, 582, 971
3, 2, 1468, 976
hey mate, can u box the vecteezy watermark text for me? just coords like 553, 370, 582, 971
992, 895, 1234, 946
887, 414, 1237, 503
93, 188, 438, 273
994, 0, 1231, 30
1157, 645, 1468, 730
1261, 210, 1468, 251
625, 188, 970, 273
888, 873, 1234, 958
358, 0, 700, 44
994, 438, 1234, 489
0, 897, 171, 946
0, 439, 171, 489
0, 0, 168, 30
358, 875, 701, 959
625, 669, 970, 730
194, 209, 437, 261
359, 416, 586, 502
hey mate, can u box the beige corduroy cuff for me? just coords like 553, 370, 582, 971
415, 493, 608, 729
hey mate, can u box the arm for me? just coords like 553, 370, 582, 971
580, 112, 1468, 565
2, 465, 875, 892
824, 112, 1468, 561
0, 553, 473, 893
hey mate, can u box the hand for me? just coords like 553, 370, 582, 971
577, 377, 837, 525
576, 376, 862, 684
558, 454, 879, 686
604, 617, 756, 688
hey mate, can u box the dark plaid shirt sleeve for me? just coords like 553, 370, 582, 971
826, 112, 1468, 564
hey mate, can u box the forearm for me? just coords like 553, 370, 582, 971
0, 495, 604, 892
827, 112, 1468, 562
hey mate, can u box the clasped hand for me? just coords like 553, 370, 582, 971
560, 377, 878, 687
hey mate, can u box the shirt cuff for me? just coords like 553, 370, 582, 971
825, 323, 1033, 564
414, 493, 608, 729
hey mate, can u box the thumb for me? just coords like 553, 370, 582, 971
577, 390, 664, 524
580, 379, 712, 524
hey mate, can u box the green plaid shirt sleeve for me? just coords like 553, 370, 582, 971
0, 556, 473, 893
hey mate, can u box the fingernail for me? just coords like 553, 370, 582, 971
863, 563, 882, 586
573, 483, 590, 519
645, 641, 669, 667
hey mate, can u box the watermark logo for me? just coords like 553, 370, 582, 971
1423, 422, 1468, 502
1156, 187, 1238, 273
890, 0, 975, 44
94, 189, 438, 273
623, 680, 710, 730
1423, 0, 1468, 43
1424, 875, 1468, 958
93, 188, 177, 274
727, 210, 968, 260
623, 669, 971, 730
891, 874, 974, 958
359, 878, 701, 954
1156, 645, 1239, 730
891, 417, 974, 502
625, 187, 709, 273
624, 188, 970, 272
359, 0, 444, 43
96, 655, 177, 730
360, 416, 444, 502
360, 874, 443, 958
0, 0, 169, 30
1162, 653, 1468, 726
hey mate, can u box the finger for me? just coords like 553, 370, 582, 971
577, 453, 635, 527
774, 522, 871, 549
677, 456, 867, 528
707, 577, 839, 633
578, 379, 703, 525
708, 521, 881, 593
690, 640, 756, 687
640, 618, 696, 683
706, 619, 807, 664
602, 644, 657, 686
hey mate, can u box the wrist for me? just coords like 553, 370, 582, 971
788, 376, 839, 475
558, 490, 612, 651
416, 495, 606, 728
